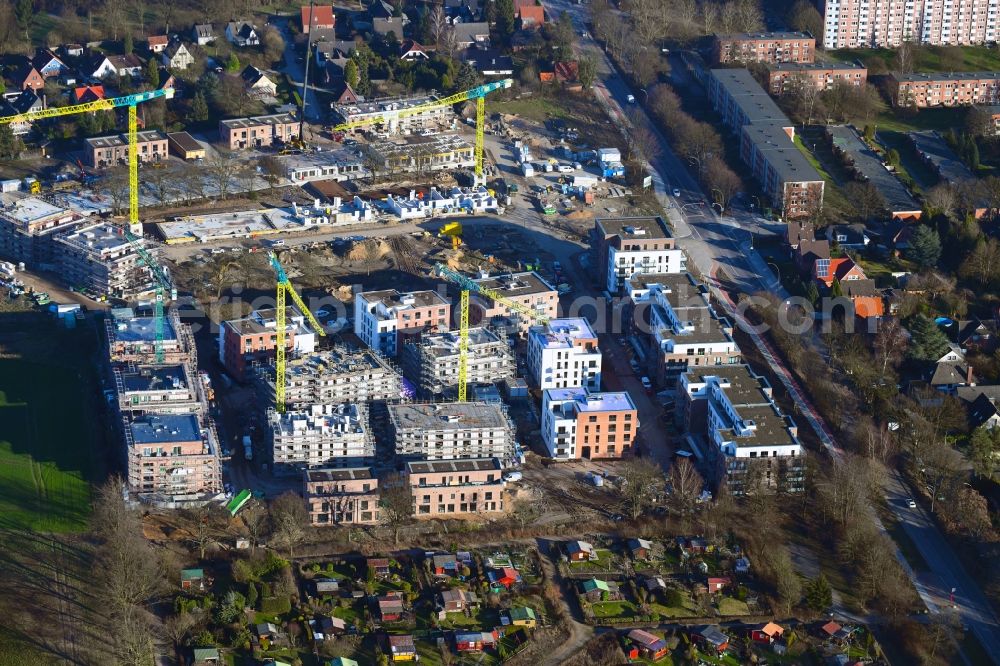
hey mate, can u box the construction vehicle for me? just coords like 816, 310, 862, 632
330, 79, 512, 183
435, 263, 550, 402
438, 221, 463, 249
267, 251, 326, 412
227, 489, 252, 516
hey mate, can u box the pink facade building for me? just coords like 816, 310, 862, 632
713, 32, 815, 64
822, 0, 1000, 48
126, 413, 222, 498
889, 71, 1000, 107
304, 467, 380, 526
767, 61, 868, 95
406, 458, 506, 518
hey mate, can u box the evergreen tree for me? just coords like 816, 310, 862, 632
14, 0, 33, 37
146, 59, 160, 88
123, 32, 134, 55
804, 574, 833, 611
344, 59, 359, 89
226, 53, 241, 73
906, 224, 942, 268
495, 0, 516, 41
0, 125, 23, 160
907, 313, 951, 361
969, 425, 1000, 480
188, 91, 209, 123
831, 278, 843, 297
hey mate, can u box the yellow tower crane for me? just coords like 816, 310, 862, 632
268, 251, 327, 412
435, 263, 550, 402
331, 79, 512, 182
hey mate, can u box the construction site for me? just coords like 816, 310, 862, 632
388, 401, 517, 463
400, 326, 514, 399
267, 402, 373, 474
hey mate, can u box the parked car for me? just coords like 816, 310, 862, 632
641, 376, 653, 393
503, 471, 523, 482
672, 188, 681, 197
629, 359, 641, 373
907, 498, 917, 508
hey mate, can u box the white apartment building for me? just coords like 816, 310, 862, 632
541, 387, 638, 460
389, 402, 514, 461
527, 318, 602, 390
354, 289, 450, 357
593, 217, 685, 295
269, 403, 372, 473
822, 0, 1000, 48
401, 327, 514, 398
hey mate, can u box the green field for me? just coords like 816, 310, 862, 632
829, 44, 1000, 73
0, 360, 96, 532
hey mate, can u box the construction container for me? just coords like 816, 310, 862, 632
0, 179, 19, 193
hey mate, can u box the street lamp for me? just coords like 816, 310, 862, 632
639, 88, 649, 104
711, 188, 724, 211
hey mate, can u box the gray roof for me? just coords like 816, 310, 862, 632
770, 61, 865, 73
741, 122, 823, 184
826, 125, 919, 214
892, 70, 1000, 83
716, 31, 813, 41
909, 131, 975, 183
710, 68, 790, 127
406, 457, 501, 473
452, 21, 490, 44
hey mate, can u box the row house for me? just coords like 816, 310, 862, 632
889, 71, 1000, 108
713, 31, 815, 64
767, 61, 867, 95
84, 130, 168, 168
219, 113, 300, 150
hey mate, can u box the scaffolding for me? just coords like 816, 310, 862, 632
402, 327, 514, 398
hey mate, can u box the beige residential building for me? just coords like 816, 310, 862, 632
125, 413, 222, 499
84, 130, 168, 167
406, 458, 506, 517
53, 223, 157, 300
268, 403, 373, 473
389, 402, 514, 461
401, 327, 514, 398
218, 113, 301, 150
822, 0, 1000, 48
889, 71, 1000, 107
471, 271, 558, 334
304, 467, 380, 526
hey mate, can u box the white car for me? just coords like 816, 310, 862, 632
641, 376, 652, 392
907, 498, 917, 508
503, 471, 523, 482
672, 188, 681, 197
270, 239, 286, 247
558, 164, 574, 173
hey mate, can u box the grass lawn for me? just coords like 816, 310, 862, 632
872, 107, 966, 134
570, 549, 617, 572
717, 596, 751, 616
792, 135, 853, 215
332, 600, 365, 626
696, 649, 742, 666
0, 632, 50, 666
0, 360, 97, 532
441, 607, 500, 628
590, 600, 637, 618
650, 589, 699, 618
828, 44, 1000, 72
491, 97, 576, 122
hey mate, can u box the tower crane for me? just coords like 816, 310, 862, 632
331, 79, 512, 181
435, 263, 550, 402
0, 89, 177, 360
267, 251, 326, 413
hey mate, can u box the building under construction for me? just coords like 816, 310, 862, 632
401, 327, 514, 399
123, 412, 222, 501
256, 346, 403, 409
362, 134, 475, 174
105, 308, 195, 365
0, 197, 88, 268
388, 401, 516, 462
268, 403, 373, 474
113, 363, 203, 415
54, 223, 157, 299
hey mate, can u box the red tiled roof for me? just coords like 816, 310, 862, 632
539, 71, 555, 82
74, 85, 106, 102
302, 5, 335, 28
554, 61, 578, 82
518, 5, 545, 24
148, 35, 168, 46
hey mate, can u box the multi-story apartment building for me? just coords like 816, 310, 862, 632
218, 307, 317, 381
106, 310, 194, 365
84, 130, 168, 167
218, 113, 301, 150
406, 458, 506, 517
53, 223, 157, 300
767, 61, 868, 95
363, 134, 476, 174
125, 413, 222, 499
354, 289, 450, 357
331, 92, 449, 134
541, 388, 638, 460
471, 271, 559, 334
527, 318, 602, 391
257, 347, 402, 409
709, 68, 825, 219
592, 216, 685, 295
401, 327, 514, 398
269, 403, 372, 473
629, 273, 742, 384
713, 31, 815, 65
888, 71, 1000, 107
822, 0, 1000, 48
0, 197, 88, 268
113, 363, 201, 415
303, 467, 380, 526
389, 402, 514, 461
678, 365, 805, 495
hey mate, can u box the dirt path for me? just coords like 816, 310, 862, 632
535, 540, 593, 666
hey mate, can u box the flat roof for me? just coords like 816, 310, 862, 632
717, 31, 813, 40
366, 133, 473, 157
111, 314, 177, 343
909, 130, 975, 183
892, 70, 1000, 83
305, 467, 375, 482
473, 271, 555, 297
286, 347, 395, 378
771, 61, 865, 72
655, 304, 733, 345
418, 327, 503, 355
120, 364, 189, 392
827, 125, 920, 213
84, 130, 166, 148
546, 387, 636, 411
219, 113, 296, 129
741, 123, 824, 183
596, 216, 671, 239
335, 92, 439, 116
0, 197, 68, 224
406, 457, 501, 474
390, 401, 508, 431
710, 68, 790, 126
57, 223, 133, 252
130, 413, 200, 444
722, 404, 797, 447
361, 289, 449, 310
684, 364, 772, 406
531, 317, 598, 348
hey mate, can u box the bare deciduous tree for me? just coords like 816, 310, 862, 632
380, 473, 414, 545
